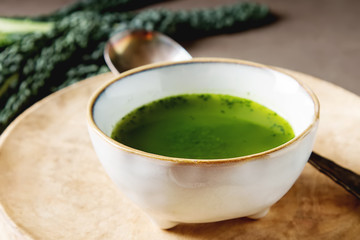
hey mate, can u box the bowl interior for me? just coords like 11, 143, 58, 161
91, 60, 317, 142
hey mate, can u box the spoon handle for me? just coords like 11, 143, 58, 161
309, 152, 360, 199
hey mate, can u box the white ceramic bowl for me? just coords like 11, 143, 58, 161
87, 58, 319, 229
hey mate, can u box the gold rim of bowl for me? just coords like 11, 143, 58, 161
87, 57, 320, 165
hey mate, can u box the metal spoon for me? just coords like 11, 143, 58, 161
103, 30, 360, 199
309, 152, 360, 199
104, 30, 192, 74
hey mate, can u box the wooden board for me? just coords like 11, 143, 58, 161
0, 69, 359, 239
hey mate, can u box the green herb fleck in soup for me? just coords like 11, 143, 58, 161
111, 94, 295, 159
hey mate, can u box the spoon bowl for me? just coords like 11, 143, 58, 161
104, 30, 192, 74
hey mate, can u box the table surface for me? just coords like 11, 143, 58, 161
0, 0, 359, 96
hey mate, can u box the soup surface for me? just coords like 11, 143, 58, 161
111, 94, 295, 159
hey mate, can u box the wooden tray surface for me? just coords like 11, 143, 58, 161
0, 69, 359, 239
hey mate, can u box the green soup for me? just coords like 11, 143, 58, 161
111, 94, 295, 159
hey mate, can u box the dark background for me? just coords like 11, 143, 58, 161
1, 0, 359, 95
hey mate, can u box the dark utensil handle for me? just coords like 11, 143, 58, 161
309, 152, 360, 199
